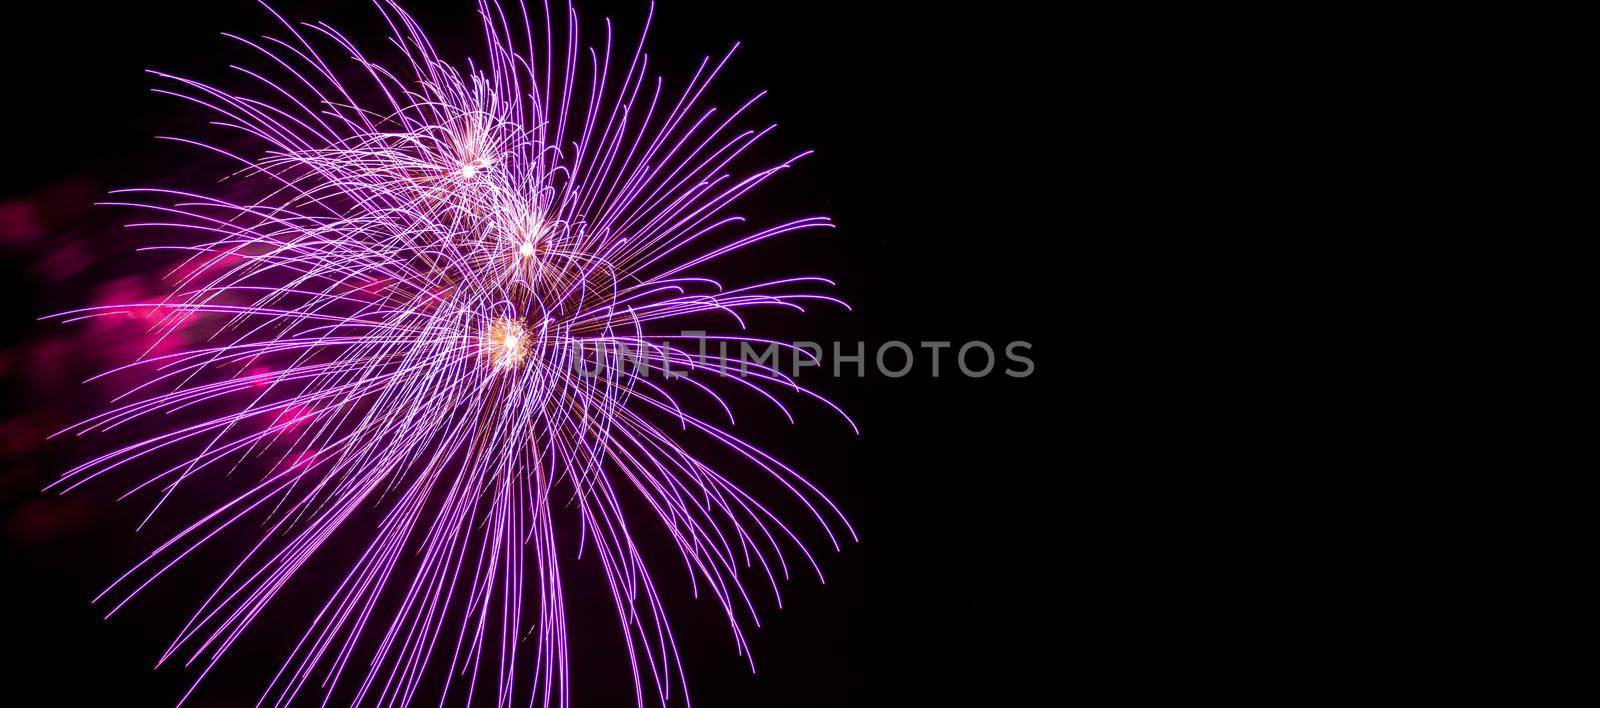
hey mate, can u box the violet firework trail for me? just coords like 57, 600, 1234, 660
48, 1, 854, 705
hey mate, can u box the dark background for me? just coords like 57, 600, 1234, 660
0, 1, 1054, 705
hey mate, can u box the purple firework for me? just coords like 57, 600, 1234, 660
48, 1, 854, 705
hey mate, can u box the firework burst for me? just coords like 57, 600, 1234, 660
47, 1, 854, 705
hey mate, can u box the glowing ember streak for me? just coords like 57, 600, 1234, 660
486, 318, 528, 368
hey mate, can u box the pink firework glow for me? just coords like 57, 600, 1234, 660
46, 1, 854, 705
